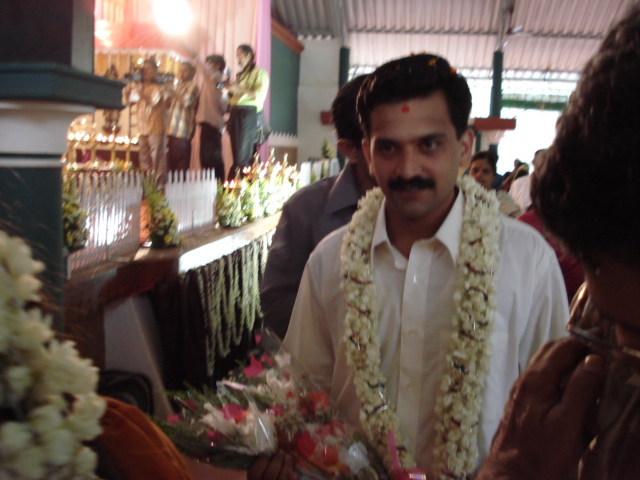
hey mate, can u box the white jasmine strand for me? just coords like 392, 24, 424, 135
340, 176, 500, 479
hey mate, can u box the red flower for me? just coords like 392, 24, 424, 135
220, 403, 246, 423
295, 431, 317, 459
302, 390, 330, 413
268, 404, 285, 415
167, 414, 181, 425
183, 400, 196, 411
206, 429, 224, 445
255, 333, 262, 344
244, 355, 264, 377
322, 445, 339, 466
314, 424, 332, 440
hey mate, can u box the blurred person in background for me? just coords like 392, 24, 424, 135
226, 44, 269, 180
468, 150, 521, 218
166, 61, 200, 174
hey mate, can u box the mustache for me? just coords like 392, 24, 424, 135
388, 176, 435, 191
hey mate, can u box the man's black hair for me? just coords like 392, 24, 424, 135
356, 53, 472, 139
331, 75, 368, 146
206, 54, 225, 72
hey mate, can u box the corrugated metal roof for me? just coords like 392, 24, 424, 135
272, 0, 635, 76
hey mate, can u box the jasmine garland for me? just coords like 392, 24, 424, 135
340, 176, 500, 479
0, 230, 106, 479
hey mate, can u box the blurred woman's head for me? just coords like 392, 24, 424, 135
533, 5, 640, 270
236, 44, 255, 70
533, 5, 640, 360
469, 151, 497, 190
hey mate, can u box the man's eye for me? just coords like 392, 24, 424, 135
420, 139, 439, 151
375, 143, 395, 154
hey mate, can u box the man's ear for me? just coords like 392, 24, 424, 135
337, 139, 362, 164
361, 138, 375, 176
458, 128, 474, 170
337, 139, 355, 159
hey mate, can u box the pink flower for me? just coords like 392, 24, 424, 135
244, 355, 264, 377
221, 403, 246, 423
167, 414, 181, 425
260, 353, 273, 367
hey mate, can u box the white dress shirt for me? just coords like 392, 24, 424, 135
509, 175, 533, 211
283, 190, 569, 476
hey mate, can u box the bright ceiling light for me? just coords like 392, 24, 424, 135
152, 0, 192, 36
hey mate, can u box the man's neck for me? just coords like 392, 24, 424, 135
385, 189, 458, 258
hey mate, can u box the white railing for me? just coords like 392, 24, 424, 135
68, 171, 143, 272
66, 169, 220, 273
298, 157, 341, 187
165, 169, 217, 235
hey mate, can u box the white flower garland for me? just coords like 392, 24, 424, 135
0, 230, 106, 479
340, 176, 500, 479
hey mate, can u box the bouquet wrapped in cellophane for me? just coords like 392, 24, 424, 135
156, 330, 390, 480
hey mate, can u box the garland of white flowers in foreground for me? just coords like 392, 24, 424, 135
340, 176, 500, 479
0, 230, 106, 479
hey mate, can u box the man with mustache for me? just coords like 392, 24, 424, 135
251, 54, 568, 480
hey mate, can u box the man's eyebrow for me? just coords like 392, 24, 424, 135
418, 132, 447, 141
374, 132, 447, 144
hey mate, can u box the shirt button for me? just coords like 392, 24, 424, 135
413, 274, 418, 283
406, 384, 414, 392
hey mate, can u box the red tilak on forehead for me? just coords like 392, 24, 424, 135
401, 104, 410, 113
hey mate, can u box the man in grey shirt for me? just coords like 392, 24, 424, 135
260, 75, 376, 338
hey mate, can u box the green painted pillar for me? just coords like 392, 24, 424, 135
490, 50, 503, 117
489, 50, 504, 158
339, 47, 350, 88
0, 0, 124, 331
337, 47, 351, 168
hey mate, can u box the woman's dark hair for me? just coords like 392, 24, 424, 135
331, 75, 368, 146
356, 53, 472, 139
237, 44, 255, 73
533, 4, 640, 266
470, 150, 498, 176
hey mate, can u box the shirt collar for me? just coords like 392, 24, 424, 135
325, 163, 363, 214
371, 189, 463, 263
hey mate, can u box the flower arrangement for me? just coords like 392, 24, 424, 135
61, 176, 89, 253
216, 180, 246, 228
0, 229, 106, 479
320, 139, 335, 160
157, 330, 390, 480
216, 160, 298, 228
142, 177, 180, 248
340, 176, 500, 479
